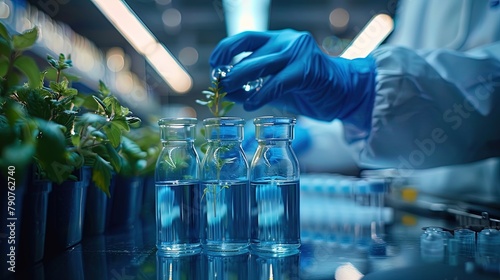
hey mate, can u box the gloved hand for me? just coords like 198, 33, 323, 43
209, 29, 377, 130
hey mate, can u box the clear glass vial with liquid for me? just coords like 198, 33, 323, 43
250, 116, 301, 253
155, 118, 201, 255
200, 117, 250, 253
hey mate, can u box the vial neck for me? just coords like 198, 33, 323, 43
258, 139, 291, 146
162, 140, 194, 146
207, 139, 242, 145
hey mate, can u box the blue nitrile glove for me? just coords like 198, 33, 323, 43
209, 29, 377, 132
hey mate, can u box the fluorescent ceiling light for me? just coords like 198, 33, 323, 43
223, 0, 270, 36
91, 0, 192, 93
340, 14, 394, 59
147, 43, 193, 94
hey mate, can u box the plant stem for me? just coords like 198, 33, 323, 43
56, 69, 61, 84
214, 77, 221, 117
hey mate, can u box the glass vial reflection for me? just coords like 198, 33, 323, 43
201, 251, 250, 280
156, 252, 201, 280
249, 251, 300, 280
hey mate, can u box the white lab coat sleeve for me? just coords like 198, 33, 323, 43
349, 43, 500, 169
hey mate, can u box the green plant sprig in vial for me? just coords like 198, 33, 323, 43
196, 75, 238, 217
196, 77, 234, 118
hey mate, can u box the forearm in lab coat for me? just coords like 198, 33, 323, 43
348, 43, 500, 169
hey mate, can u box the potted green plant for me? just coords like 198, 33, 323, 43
0, 23, 56, 268
1, 21, 142, 255
74, 80, 141, 235
107, 133, 148, 229
12, 54, 139, 254
125, 124, 161, 221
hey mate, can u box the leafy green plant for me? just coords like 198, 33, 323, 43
73, 81, 141, 195
9, 52, 141, 195
0, 22, 141, 195
0, 22, 49, 179
12, 54, 82, 183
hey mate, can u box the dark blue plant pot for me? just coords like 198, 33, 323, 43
45, 167, 91, 256
108, 175, 144, 230
0, 169, 27, 277
84, 173, 116, 236
19, 178, 52, 265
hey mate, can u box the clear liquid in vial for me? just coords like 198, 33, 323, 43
200, 180, 250, 252
250, 179, 301, 253
156, 181, 202, 255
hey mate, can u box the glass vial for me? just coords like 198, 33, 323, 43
250, 116, 301, 253
155, 118, 201, 255
200, 117, 250, 253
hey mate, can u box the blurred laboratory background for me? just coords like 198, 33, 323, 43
4, 0, 397, 121
2, 1, 500, 280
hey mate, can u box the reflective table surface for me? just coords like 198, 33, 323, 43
10, 193, 500, 280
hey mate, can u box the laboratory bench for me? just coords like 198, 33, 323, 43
6, 179, 500, 280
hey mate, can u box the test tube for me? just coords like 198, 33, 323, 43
420, 230, 445, 262
454, 228, 476, 260
476, 228, 500, 273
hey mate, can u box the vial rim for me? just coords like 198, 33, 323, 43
158, 117, 198, 126
253, 116, 296, 126
203, 116, 245, 126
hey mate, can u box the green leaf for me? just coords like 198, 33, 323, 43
103, 124, 122, 148
71, 134, 81, 147
91, 156, 112, 196
4, 71, 19, 89
12, 27, 38, 51
19, 88, 52, 120
0, 22, 9, 40
0, 56, 9, 77
121, 136, 147, 160
92, 95, 107, 113
33, 119, 73, 183
0, 37, 11, 59
3, 101, 24, 126
103, 95, 120, 116
35, 119, 67, 161
0, 141, 36, 171
219, 101, 235, 117
126, 116, 141, 125
47, 55, 57, 69
90, 129, 107, 140
196, 100, 209, 105
91, 144, 108, 158
53, 111, 76, 138
98, 80, 111, 96
67, 151, 84, 169
77, 112, 107, 125
111, 118, 130, 132
201, 90, 215, 96
104, 142, 122, 173
74, 93, 98, 110
13, 56, 41, 88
